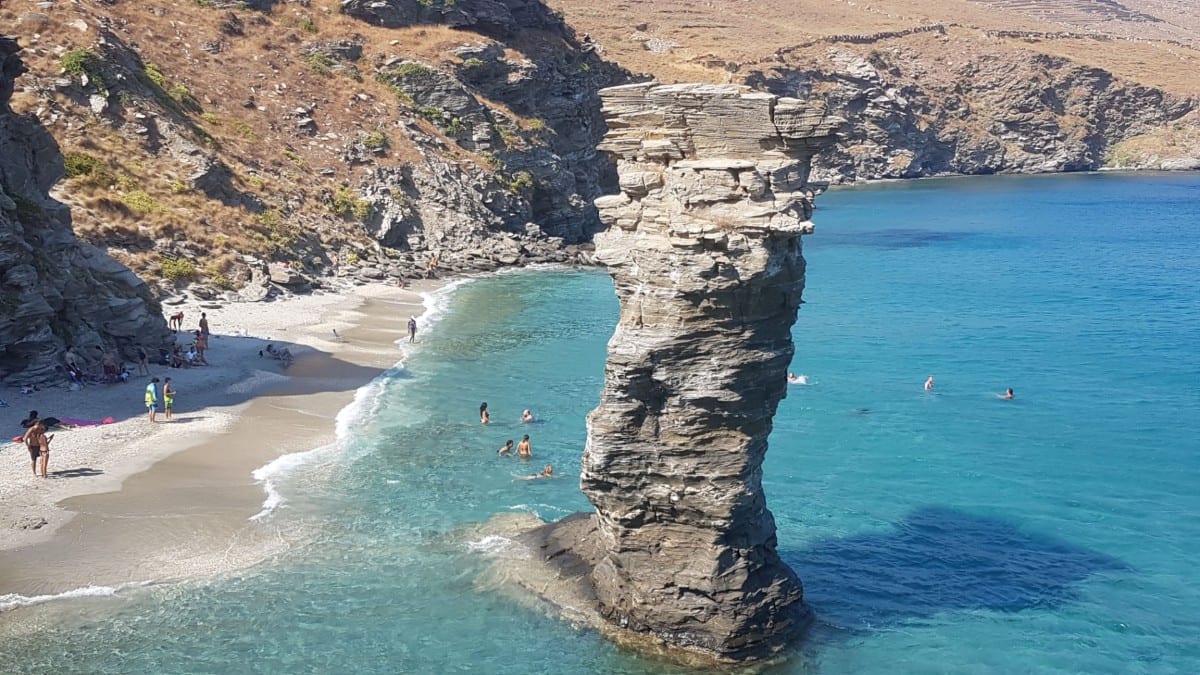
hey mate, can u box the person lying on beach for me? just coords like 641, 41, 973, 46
997, 388, 1015, 400
517, 434, 532, 459
521, 409, 534, 424
498, 439, 514, 456
519, 465, 555, 480
21, 410, 66, 430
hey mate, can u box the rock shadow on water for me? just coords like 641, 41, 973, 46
782, 505, 1127, 637
814, 228, 975, 250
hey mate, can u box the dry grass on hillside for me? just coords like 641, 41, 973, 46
1, 0, 543, 284
547, 0, 1200, 95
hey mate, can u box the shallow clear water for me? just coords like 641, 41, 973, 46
4, 173, 1199, 674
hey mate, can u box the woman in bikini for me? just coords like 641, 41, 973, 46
22, 419, 52, 478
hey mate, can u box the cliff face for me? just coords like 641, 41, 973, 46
0, 37, 171, 385
520, 82, 840, 663
752, 39, 1199, 181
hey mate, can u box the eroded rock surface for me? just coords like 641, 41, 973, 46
518, 82, 840, 663
0, 38, 172, 385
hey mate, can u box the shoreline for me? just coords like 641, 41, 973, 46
0, 278, 446, 602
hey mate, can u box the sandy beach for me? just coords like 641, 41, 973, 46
0, 278, 436, 600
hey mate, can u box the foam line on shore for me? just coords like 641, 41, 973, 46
250, 278, 475, 521
0, 581, 151, 613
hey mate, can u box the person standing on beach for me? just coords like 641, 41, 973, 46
145, 377, 159, 422
163, 377, 176, 420
924, 375, 935, 391
199, 312, 210, 339
517, 434, 532, 459
480, 402, 491, 425
136, 346, 150, 376
408, 316, 417, 344
22, 420, 52, 478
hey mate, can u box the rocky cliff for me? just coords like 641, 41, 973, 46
750, 38, 1200, 181
516, 82, 840, 663
0, 37, 172, 386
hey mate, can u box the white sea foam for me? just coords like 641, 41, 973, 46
0, 581, 150, 613
250, 279, 474, 521
466, 535, 516, 554
508, 503, 573, 521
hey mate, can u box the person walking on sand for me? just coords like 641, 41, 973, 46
517, 434, 532, 459
22, 419, 52, 478
408, 316, 417, 344
480, 402, 491, 425
163, 377, 176, 420
498, 439, 514, 456
924, 375, 935, 391
145, 377, 160, 422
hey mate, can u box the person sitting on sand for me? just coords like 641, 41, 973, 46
997, 387, 1014, 400
22, 419, 53, 478
517, 434, 532, 459
520, 464, 555, 480
498, 439, 514, 456
521, 409, 534, 424
480, 402, 491, 425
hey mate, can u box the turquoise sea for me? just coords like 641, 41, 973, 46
3, 173, 1199, 673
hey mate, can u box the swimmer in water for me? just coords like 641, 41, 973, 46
924, 375, 935, 391
480, 401, 490, 425
517, 434, 532, 459
498, 439, 514, 455
520, 464, 555, 480
521, 409, 534, 423
997, 388, 1014, 400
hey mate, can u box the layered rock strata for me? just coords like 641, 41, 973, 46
0, 37, 171, 385
519, 82, 840, 662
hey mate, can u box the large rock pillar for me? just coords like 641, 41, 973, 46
578, 82, 841, 660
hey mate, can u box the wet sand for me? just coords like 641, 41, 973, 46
0, 281, 435, 598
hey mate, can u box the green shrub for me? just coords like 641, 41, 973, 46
527, 118, 546, 132
304, 51, 335, 76
169, 180, 189, 194
160, 257, 197, 282
362, 130, 389, 150
417, 107, 445, 124
461, 57, 484, 69
143, 62, 168, 88
61, 49, 100, 77
501, 170, 536, 195
444, 118, 467, 136
331, 186, 371, 221
121, 190, 163, 215
63, 152, 103, 179
300, 16, 318, 33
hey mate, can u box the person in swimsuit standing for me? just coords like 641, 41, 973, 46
163, 377, 176, 420
146, 377, 159, 422
22, 420, 52, 478
408, 316, 418, 344
498, 439, 514, 456
480, 402, 491, 425
517, 434, 532, 459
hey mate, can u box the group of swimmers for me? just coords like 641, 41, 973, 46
925, 375, 1015, 399
479, 402, 553, 479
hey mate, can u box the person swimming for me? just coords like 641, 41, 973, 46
498, 439, 514, 455
517, 434, 531, 459
788, 373, 809, 385
521, 409, 534, 423
924, 375, 935, 391
997, 387, 1015, 400
520, 464, 555, 480
480, 402, 491, 424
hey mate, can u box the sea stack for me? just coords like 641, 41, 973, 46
519, 81, 841, 662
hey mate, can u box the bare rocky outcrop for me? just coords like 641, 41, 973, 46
512, 82, 840, 663
0, 37, 171, 385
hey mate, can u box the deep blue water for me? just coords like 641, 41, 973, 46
3, 172, 1199, 673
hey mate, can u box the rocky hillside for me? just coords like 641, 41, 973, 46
1, 0, 626, 295
1, 37, 171, 386
548, 0, 1200, 181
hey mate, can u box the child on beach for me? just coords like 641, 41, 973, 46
146, 378, 159, 422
